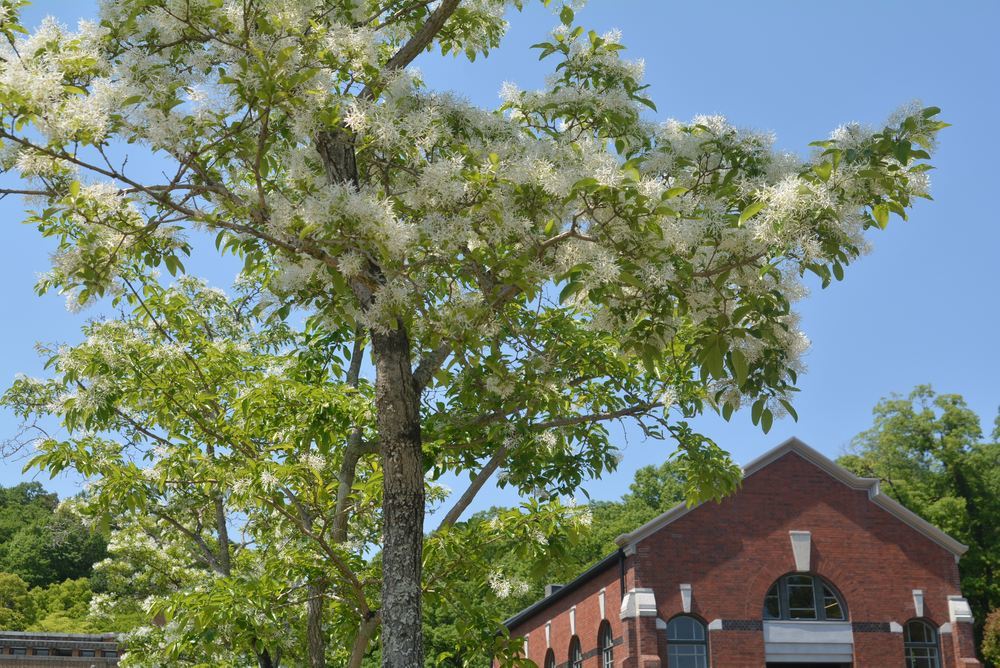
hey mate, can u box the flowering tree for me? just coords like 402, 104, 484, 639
0, 0, 945, 665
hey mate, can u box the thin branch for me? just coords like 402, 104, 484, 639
436, 441, 509, 531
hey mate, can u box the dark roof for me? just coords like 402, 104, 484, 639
503, 550, 622, 630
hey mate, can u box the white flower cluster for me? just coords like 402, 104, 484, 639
488, 569, 530, 599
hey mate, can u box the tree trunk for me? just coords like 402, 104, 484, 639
306, 584, 325, 668
371, 326, 424, 668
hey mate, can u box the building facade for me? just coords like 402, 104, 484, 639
0, 632, 119, 667
503, 438, 981, 667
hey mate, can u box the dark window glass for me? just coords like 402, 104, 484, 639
11, 647, 26, 655
569, 637, 582, 668
822, 584, 845, 620
34, 648, 50, 656
764, 583, 780, 619
80, 649, 96, 657
102, 649, 119, 657
786, 575, 817, 619
904, 620, 940, 668
666, 616, 707, 668
762, 574, 848, 621
53, 648, 73, 656
599, 621, 614, 668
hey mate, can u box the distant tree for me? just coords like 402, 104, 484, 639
0, 483, 106, 587
984, 608, 1000, 666
838, 386, 1000, 645
28, 577, 94, 633
0, 572, 36, 630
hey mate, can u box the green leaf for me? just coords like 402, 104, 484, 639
812, 162, 832, 181
730, 349, 748, 386
779, 399, 798, 422
761, 408, 773, 434
663, 186, 688, 199
873, 204, 889, 229
739, 200, 765, 226
558, 280, 583, 304
559, 5, 574, 25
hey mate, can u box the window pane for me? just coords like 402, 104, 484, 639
822, 585, 844, 620
667, 644, 707, 668
667, 616, 705, 641
787, 577, 816, 619
905, 620, 935, 644
764, 583, 780, 618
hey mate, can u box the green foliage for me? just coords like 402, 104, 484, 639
984, 608, 1000, 666
838, 386, 1000, 647
0, 483, 107, 588
422, 460, 687, 666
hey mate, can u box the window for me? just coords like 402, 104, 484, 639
762, 574, 847, 621
599, 620, 614, 668
666, 616, 708, 668
11, 647, 26, 655
80, 649, 96, 657
102, 649, 119, 657
544, 649, 555, 668
904, 619, 940, 668
34, 648, 50, 656
569, 636, 582, 668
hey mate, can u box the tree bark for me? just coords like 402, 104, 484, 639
371, 326, 424, 668
306, 585, 325, 668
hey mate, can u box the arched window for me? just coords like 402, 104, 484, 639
666, 615, 708, 668
762, 574, 847, 621
543, 649, 555, 668
598, 620, 614, 668
568, 636, 583, 668
904, 619, 940, 668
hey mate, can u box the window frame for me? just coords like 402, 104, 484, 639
568, 636, 583, 668
762, 574, 848, 622
903, 618, 941, 668
665, 615, 709, 668
598, 620, 614, 668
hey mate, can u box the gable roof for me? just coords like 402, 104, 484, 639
613, 436, 968, 557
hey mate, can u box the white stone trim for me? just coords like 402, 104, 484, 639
708, 619, 723, 631
889, 621, 903, 633
614, 437, 967, 556
679, 584, 692, 613
599, 588, 606, 619
912, 589, 924, 618
655, 617, 667, 630
948, 596, 974, 624
569, 606, 576, 636
939, 622, 952, 634
789, 531, 811, 571
523, 635, 529, 657
545, 622, 550, 648
620, 588, 657, 619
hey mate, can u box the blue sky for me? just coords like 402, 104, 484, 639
1, 1, 997, 515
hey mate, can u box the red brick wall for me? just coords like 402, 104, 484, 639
634, 450, 970, 666
504, 450, 979, 667
509, 560, 624, 667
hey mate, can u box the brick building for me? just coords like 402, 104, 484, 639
503, 438, 981, 667
0, 632, 119, 667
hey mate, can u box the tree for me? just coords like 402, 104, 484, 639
0, 483, 107, 588
418, 459, 687, 666
838, 386, 1000, 646
0, 572, 35, 630
0, 2, 944, 664
984, 608, 1000, 667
